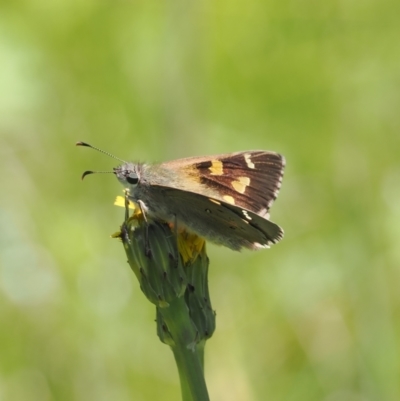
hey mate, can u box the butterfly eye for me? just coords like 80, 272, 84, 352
126, 173, 139, 185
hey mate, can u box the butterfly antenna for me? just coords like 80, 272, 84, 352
81, 170, 115, 180
76, 141, 126, 163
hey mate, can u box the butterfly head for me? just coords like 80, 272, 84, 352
76, 141, 142, 190
113, 163, 141, 188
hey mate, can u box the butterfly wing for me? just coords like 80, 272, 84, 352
146, 186, 284, 251
159, 151, 285, 218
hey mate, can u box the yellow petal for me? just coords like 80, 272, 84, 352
114, 195, 136, 210
178, 231, 206, 264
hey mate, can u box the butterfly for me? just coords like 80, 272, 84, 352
77, 142, 285, 251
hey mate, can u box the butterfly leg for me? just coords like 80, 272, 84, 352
123, 190, 130, 223
137, 199, 151, 257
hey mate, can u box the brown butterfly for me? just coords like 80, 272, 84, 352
77, 142, 285, 251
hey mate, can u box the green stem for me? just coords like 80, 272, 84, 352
196, 341, 205, 371
158, 297, 210, 401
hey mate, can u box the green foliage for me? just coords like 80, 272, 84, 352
1, 0, 399, 400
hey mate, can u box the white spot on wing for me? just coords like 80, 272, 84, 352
242, 210, 252, 220
209, 198, 221, 205
244, 153, 255, 169
252, 242, 270, 249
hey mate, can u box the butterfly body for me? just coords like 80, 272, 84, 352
113, 151, 285, 251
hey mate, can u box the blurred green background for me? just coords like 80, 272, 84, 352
1, 0, 399, 400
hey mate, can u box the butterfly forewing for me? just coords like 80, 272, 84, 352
161, 151, 285, 218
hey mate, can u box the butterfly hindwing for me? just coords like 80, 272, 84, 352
148, 186, 284, 251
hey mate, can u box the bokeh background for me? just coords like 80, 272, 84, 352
1, 1, 399, 400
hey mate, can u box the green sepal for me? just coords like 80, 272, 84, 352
184, 246, 216, 342
121, 217, 187, 307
